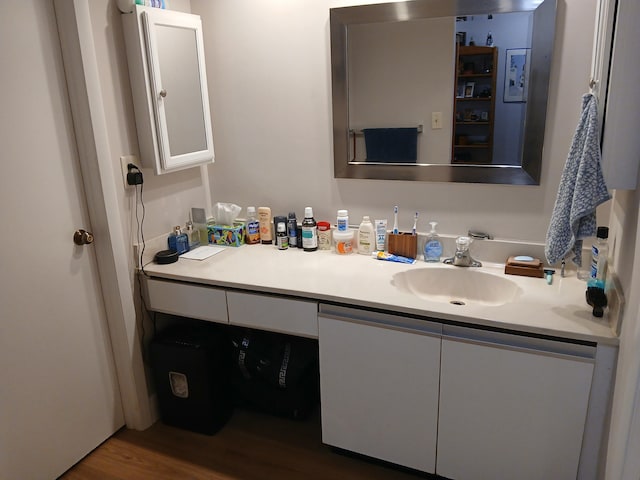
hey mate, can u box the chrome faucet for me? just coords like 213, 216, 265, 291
443, 236, 482, 267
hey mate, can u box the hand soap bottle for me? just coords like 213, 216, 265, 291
424, 221, 443, 262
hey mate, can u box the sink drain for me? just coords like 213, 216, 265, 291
449, 300, 466, 306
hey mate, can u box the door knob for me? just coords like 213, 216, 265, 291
73, 229, 94, 246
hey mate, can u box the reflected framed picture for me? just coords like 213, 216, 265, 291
504, 48, 531, 103
464, 82, 475, 98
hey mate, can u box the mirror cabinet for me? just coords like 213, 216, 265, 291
122, 6, 214, 175
331, 0, 556, 185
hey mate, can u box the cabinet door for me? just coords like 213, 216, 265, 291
142, 8, 214, 173
437, 326, 595, 480
227, 291, 318, 338
145, 278, 228, 324
123, 6, 214, 174
318, 306, 441, 473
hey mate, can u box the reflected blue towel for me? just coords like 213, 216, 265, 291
545, 94, 610, 266
363, 128, 418, 162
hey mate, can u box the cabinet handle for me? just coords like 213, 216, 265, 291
318, 313, 441, 338
442, 325, 596, 361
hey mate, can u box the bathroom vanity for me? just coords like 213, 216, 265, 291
142, 244, 617, 480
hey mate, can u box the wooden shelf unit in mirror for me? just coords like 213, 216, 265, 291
452, 46, 497, 165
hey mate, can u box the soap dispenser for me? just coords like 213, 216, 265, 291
424, 222, 443, 262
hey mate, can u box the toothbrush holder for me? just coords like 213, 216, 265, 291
388, 232, 417, 259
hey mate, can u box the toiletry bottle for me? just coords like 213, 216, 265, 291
302, 207, 318, 252
287, 212, 298, 248
337, 209, 349, 232
185, 221, 200, 249
424, 221, 443, 262
257, 207, 272, 244
589, 226, 609, 289
191, 207, 209, 245
246, 206, 260, 245
168, 226, 189, 254
375, 219, 387, 251
273, 215, 287, 244
486, 31, 493, 46
357, 216, 374, 255
276, 222, 289, 250
317, 221, 332, 250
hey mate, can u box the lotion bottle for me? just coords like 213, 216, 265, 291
357, 216, 374, 255
257, 207, 272, 244
424, 221, 443, 262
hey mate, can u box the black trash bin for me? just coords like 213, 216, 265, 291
150, 323, 233, 435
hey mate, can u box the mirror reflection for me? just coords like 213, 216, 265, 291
331, 0, 557, 184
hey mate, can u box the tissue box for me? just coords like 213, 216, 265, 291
208, 222, 245, 247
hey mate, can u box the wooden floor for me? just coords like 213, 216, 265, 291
60, 408, 428, 480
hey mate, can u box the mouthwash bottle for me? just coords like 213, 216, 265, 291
424, 221, 443, 262
589, 226, 609, 289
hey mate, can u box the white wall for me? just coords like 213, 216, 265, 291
192, 0, 608, 243
349, 17, 454, 164
88, 0, 207, 265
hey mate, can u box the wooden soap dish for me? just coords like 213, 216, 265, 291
504, 256, 544, 278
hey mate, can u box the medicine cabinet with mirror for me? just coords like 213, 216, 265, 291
122, 6, 214, 175
331, 0, 556, 185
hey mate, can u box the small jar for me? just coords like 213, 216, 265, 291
317, 221, 332, 250
337, 209, 349, 232
333, 229, 354, 255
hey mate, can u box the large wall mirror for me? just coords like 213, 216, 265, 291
331, 0, 557, 185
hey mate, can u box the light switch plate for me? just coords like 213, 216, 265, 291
431, 112, 443, 129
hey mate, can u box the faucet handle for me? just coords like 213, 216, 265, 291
468, 230, 493, 240
456, 236, 471, 251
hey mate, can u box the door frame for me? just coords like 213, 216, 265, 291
54, 0, 153, 430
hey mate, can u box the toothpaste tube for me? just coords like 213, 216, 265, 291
372, 251, 416, 264
374, 219, 387, 251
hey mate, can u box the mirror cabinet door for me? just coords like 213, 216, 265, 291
123, 6, 214, 175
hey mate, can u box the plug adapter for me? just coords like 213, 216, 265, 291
127, 171, 143, 185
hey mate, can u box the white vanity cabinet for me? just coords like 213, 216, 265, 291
317, 305, 441, 473
145, 278, 228, 324
226, 291, 318, 338
437, 325, 596, 480
122, 6, 214, 174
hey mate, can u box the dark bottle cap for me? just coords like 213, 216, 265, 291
596, 226, 609, 239
288, 212, 297, 219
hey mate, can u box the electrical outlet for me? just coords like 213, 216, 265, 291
431, 112, 443, 129
120, 155, 140, 188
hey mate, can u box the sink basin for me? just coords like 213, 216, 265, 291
393, 267, 522, 306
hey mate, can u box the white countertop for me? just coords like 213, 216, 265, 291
142, 244, 618, 345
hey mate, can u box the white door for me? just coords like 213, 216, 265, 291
0, 2, 124, 479
318, 307, 441, 473
437, 326, 595, 480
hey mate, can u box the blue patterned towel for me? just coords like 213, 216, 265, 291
545, 93, 610, 266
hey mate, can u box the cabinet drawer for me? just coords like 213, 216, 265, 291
226, 291, 318, 338
145, 278, 228, 324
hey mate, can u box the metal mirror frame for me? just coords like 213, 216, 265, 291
330, 0, 557, 185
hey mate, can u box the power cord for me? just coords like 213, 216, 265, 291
129, 163, 152, 363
